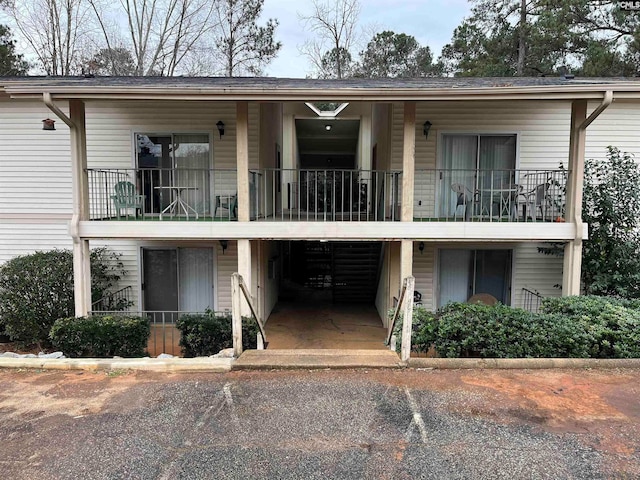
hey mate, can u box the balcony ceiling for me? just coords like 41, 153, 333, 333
296, 119, 359, 155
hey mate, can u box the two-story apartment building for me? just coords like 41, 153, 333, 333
1, 77, 639, 356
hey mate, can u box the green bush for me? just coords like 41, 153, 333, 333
429, 303, 591, 358
542, 296, 640, 358
176, 311, 259, 357
50, 315, 150, 358
0, 248, 127, 347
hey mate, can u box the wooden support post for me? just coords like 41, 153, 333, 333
562, 100, 587, 296
401, 101, 416, 223
231, 273, 243, 357
401, 276, 415, 363
236, 101, 250, 222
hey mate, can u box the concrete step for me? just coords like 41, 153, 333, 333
233, 349, 401, 370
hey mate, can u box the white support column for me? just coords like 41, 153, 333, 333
401, 101, 416, 223
562, 100, 587, 296
400, 101, 415, 296
236, 101, 250, 222
69, 99, 91, 317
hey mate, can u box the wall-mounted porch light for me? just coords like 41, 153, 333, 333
423, 121, 432, 140
418, 241, 425, 254
216, 121, 225, 138
42, 118, 56, 131
219, 239, 228, 254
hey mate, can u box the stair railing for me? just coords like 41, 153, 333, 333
386, 275, 415, 362
231, 272, 268, 357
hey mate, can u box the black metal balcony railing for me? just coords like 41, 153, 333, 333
250, 169, 403, 221
414, 168, 568, 223
87, 168, 238, 221
86, 167, 566, 223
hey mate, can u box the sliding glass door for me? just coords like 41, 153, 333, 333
135, 133, 212, 217
142, 248, 215, 319
438, 134, 516, 218
438, 249, 512, 307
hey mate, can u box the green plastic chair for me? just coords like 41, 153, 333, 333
111, 181, 145, 218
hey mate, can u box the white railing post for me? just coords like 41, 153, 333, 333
231, 273, 243, 357
401, 276, 415, 362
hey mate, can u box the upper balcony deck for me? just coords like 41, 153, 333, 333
88, 167, 567, 224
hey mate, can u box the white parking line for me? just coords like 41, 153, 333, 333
404, 387, 428, 444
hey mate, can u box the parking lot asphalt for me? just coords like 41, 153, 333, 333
1, 368, 638, 479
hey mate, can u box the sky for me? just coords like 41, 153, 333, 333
261, 0, 472, 78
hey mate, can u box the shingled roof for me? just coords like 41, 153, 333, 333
1, 75, 639, 101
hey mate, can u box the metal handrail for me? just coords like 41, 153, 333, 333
522, 287, 544, 313
237, 275, 268, 348
91, 285, 133, 311
387, 279, 408, 345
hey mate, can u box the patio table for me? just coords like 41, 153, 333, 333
154, 186, 199, 220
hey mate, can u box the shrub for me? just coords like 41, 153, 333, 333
176, 311, 259, 357
50, 315, 150, 358
542, 296, 640, 358
429, 303, 591, 358
0, 248, 127, 347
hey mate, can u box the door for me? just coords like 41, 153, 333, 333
438, 249, 512, 307
142, 247, 215, 318
438, 135, 477, 218
142, 249, 179, 321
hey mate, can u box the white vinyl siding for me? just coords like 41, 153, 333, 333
413, 242, 435, 311
406, 100, 573, 218
0, 221, 72, 263
0, 99, 72, 215
216, 240, 237, 312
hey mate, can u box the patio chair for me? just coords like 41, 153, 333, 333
451, 183, 474, 221
111, 181, 145, 218
214, 193, 238, 219
519, 183, 549, 221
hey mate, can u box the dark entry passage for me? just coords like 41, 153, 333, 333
282, 241, 382, 304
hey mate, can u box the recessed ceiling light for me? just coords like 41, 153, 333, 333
325, 124, 332, 131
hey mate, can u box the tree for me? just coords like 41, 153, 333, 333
0, 24, 28, 75
439, 0, 639, 77
298, 0, 362, 79
354, 31, 441, 78
89, 0, 219, 76
83, 47, 136, 75
2, 0, 92, 75
582, 147, 640, 298
214, 0, 281, 77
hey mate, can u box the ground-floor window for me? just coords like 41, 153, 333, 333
142, 247, 215, 314
438, 249, 512, 307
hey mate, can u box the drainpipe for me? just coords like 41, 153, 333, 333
573, 90, 613, 242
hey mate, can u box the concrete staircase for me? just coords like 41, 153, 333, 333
332, 242, 382, 303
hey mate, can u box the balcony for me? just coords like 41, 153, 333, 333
414, 168, 567, 223
250, 169, 402, 222
86, 167, 566, 224
88, 168, 237, 221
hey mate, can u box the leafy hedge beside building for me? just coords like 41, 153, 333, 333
50, 315, 150, 358
405, 296, 640, 359
176, 311, 259, 357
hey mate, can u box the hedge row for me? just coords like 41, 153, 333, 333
406, 296, 640, 359
50, 315, 150, 358
176, 312, 258, 357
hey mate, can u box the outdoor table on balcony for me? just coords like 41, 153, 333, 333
154, 186, 199, 220
477, 186, 520, 221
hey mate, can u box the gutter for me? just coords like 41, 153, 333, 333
574, 91, 613, 242
42, 92, 81, 242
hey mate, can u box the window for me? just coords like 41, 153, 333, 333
135, 133, 211, 216
438, 134, 517, 218
438, 249, 512, 307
